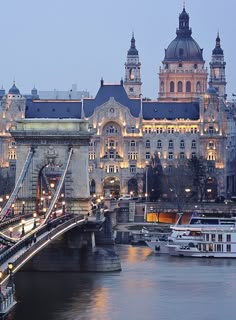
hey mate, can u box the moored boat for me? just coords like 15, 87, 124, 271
168, 225, 236, 258
145, 213, 236, 254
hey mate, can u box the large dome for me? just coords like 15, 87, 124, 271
164, 36, 203, 62
163, 7, 204, 62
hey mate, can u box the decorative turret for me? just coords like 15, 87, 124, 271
177, 7, 191, 37
124, 33, 142, 98
209, 32, 226, 98
8, 82, 20, 96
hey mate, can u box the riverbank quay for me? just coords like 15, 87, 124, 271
110, 199, 236, 244
114, 222, 170, 244
110, 199, 236, 224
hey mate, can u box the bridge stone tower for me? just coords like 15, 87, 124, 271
10, 118, 93, 215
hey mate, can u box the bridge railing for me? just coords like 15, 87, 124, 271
0, 214, 84, 275
11, 214, 85, 275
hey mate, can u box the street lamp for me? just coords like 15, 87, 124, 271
7, 263, 14, 288
22, 201, 25, 215
9, 227, 13, 238
21, 219, 25, 237
145, 161, 149, 201
62, 201, 66, 215
33, 213, 37, 229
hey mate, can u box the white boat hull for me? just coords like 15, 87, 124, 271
168, 245, 236, 258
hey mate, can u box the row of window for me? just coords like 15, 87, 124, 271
165, 81, 202, 93
145, 152, 196, 160
146, 139, 197, 149
144, 127, 198, 134
90, 139, 215, 151
205, 233, 231, 242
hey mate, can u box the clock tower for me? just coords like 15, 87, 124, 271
124, 33, 142, 98
209, 33, 227, 98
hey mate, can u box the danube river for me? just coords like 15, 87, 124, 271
7, 245, 236, 320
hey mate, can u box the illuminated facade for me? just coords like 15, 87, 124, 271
0, 7, 235, 199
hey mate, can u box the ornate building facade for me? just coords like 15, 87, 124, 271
0, 7, 235, 200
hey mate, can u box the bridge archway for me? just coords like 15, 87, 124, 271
10, 119, 93, 215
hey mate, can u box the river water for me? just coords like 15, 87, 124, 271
6, 245, 236, 320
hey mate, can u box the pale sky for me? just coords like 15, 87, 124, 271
1, 0, 235, 99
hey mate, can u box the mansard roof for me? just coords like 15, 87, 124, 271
26, 100, 82, 118
142, 101, 199, 120
25, 82, 199, 120
83, 82, 140, 117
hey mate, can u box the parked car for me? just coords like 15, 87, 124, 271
118, 195, 132, 201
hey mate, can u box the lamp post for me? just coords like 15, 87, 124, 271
62, 201, 65, 215
11, 204, 15, 218
21, 219, 25, 237
33, 213, 37, 229
9, 227, 13, 238
145, 161, 149, 201
7, 262, 14, 289
43, 207, 47, 219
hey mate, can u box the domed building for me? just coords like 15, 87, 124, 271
0, 6, 235, 202
159, 7, 208, 101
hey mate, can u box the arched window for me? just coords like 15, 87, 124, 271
208, 126, 214, 135
208, 152, 216, 161
208, 141, 215, 149
196, 81, 201, 93
170, 81, 175, 93
186, 81, 191, 93
177, 81, 183, 92
146, 140, 151, 148
130, 140, 136, 147
90, 179, 96, 195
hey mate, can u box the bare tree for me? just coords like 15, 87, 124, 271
165, 162, 193, 213
188, 156, 207, 202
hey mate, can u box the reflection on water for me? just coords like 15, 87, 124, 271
7, 245, 236, 320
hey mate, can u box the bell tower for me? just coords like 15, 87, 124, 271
124, 33, 142, 98
209, 33, 227, 98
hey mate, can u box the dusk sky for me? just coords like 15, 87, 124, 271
1, 0, 235, 99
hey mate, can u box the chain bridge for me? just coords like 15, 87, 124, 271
0, 118, 121, 316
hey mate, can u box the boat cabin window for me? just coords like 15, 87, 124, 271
190, 217, 236, 225
226, 244, 231, 252
218, 234, 222, 242
211, 234, 216, 242
226, 234, 231, 242
206, 234, 209, 241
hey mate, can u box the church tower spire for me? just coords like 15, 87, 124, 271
209, 32, 227, 98
124, 33, 142, 98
